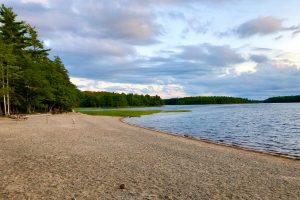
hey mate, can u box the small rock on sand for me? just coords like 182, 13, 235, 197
119, 184, 125, 189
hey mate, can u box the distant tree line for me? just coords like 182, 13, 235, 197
79, 91, 164, 108
264, 95, 300, 103
164, 96, 256, 105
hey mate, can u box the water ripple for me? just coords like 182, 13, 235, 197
125, 103, 300, 158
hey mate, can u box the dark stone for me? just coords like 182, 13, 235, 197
119, 184, 125, 189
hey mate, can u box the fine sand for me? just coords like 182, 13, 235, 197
0, 113, 299, 200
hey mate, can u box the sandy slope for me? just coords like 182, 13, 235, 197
0, 113, 299, 200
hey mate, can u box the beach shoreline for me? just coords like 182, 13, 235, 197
0, 113, 299, 199
120, 117, 300, 161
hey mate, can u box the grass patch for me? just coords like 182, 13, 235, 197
164, 110, 190, 113
77, 109, 190, 117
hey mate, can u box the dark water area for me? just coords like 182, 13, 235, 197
124, 103, 300, 159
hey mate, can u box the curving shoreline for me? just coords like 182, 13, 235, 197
1, 113, 300, 199
121, 117, 300, 161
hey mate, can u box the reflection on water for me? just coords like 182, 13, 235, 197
124, 103, 300, 158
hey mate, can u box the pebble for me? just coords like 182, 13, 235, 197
119, 184, 125, 189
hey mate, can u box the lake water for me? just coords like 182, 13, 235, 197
124, 103, 300, 159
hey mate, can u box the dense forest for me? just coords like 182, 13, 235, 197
264, 95, 300, 103
164, 96, 256, 105
0, 4, 80, 115
79, 91, 164, 107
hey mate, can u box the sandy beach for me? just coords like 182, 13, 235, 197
0, 113, 299, 200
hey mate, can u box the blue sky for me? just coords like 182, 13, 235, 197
3, 0, 300, 99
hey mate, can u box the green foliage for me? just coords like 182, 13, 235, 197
165, 96, 257, 105
0, 4, 79, 114
25, 24, 49, 61
79, 110, 163, 117
0, 40, 18, 115
79, 91, 164, 108
264, 95, 300, 103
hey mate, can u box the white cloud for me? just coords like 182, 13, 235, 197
21, 0, 48, 5
71, 77, 187, 99
43, 39, 51, 47
233, 61, 257, 75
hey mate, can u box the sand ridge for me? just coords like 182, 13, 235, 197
0, 113, 299, 199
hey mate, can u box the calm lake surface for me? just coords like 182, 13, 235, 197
124, 103, 300, 159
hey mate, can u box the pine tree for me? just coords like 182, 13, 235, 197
26, 24, 49, 61
0, 41, 17, 115
0, 4, 27, 115
0, 4, 29, 51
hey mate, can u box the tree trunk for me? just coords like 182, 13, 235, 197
3, 89, 6, 116
6, 70, 10, 115
2, 65, 7, 116
27, 104, 32, 114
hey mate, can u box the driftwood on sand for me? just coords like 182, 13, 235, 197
8, 114, 29, 120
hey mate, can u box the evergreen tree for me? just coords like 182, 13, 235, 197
26, 24, 49, 61
0, 41, 17, 115
0, 4, 29, 51
0, 4, 80, 114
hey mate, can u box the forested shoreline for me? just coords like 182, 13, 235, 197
79, 91, 164, 108
164, 96, 257, 105
79, 94, 300, 108
164, 96, 300, 105
0, 4, 299, 116
263, 95, 300, 103
0, 4, 164, 115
